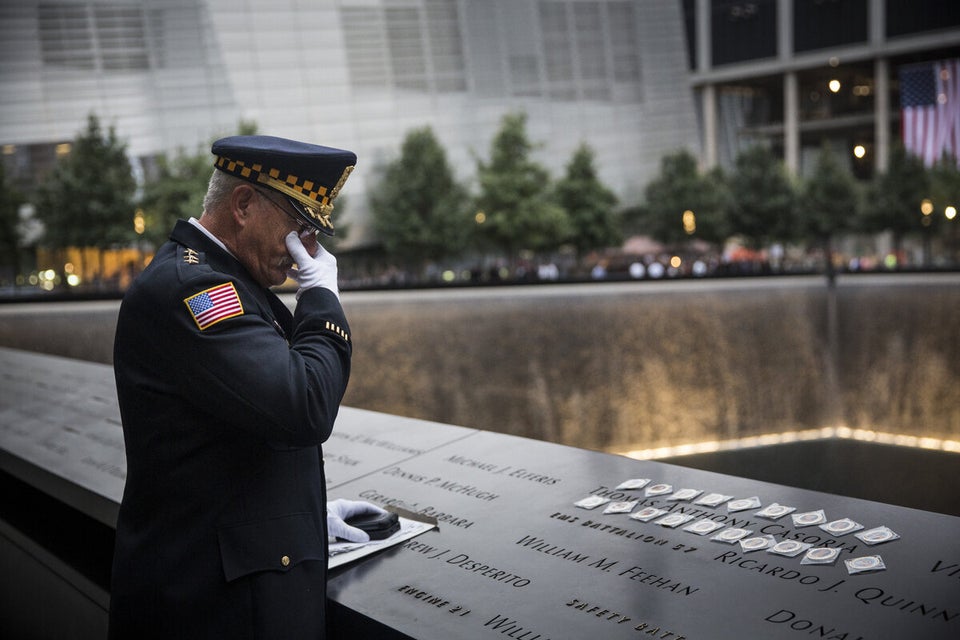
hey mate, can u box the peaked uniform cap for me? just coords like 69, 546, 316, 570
212, 135, 356, 236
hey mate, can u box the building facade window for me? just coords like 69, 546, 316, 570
38, 3, 149, 72
539, 1, 576, 99
38, 4, 96, 70
793, 0, 867, 54
710, 0, 777, 66
426, 0, 467, 91
609, 1, 640, 83
340, 0, 640, 103
341, 7, 390, 89
93, 4, 148, 71
886, 0, 960, 39
386, 7, 429, 91
341, 0, 467, 94
538, 0, 640, 102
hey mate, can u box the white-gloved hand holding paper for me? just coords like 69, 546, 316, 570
285, 231, 340, 300
327, 499, 390, 543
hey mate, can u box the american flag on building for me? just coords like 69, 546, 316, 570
184, 282, 244, 330
899, 58, 960, 167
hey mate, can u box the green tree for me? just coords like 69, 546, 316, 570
928, 153, 960, 265
370, 127, 472, 268
641, 150, 730, 247
474, 112, 570, 259
138, 146, 212, 248
0, 163, 25, 284
236, 119, 258, 136
35, 114, 136, 282
727, 145, 796, 248
138, 120, 260, 248
798, 143, 861, 283
860, 144, 929, 259
554, 143, 620, 258
620, 202, 647, 237
692, 165, 733, 247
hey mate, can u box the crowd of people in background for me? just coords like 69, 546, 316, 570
334, 239, 927, 292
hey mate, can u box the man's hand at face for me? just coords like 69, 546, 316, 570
285, 231, 340, 300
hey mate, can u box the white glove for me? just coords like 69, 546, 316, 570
327, 499, 389, 543
284, 232, 340, 300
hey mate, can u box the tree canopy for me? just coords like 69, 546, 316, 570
861, 144, 929, 251
474, 112, 571, 258
798, 143, 862, 282
370, 126, 472, 266
726, 145, 796, 247
553, 142, 621, 258
0, 163, 25, 281
35, 114, 136, 252
641, 150, 730, 247
798, 144, 861, 241
138, 146, 212, 248
12, 109, 960, 287
138, 120, 260, 248
928, 154, 960, 234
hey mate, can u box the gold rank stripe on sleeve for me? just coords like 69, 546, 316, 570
183, 283, 245, 331
325, 321, 349, 342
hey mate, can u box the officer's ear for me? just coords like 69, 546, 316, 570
230, 184, 258, 229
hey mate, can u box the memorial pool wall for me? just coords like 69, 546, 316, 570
1, 274, 958, 455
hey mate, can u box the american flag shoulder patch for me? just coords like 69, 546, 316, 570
183, 282, 244, 330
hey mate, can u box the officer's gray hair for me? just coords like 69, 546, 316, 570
202, 170, 246, 213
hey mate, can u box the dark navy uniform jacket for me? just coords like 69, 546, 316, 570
109, 220, 351, 639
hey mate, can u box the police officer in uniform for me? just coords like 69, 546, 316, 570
110, 136, 386, 639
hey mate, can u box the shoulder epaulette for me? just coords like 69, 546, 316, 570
181, 246, 203, 265
175, 244, 213, 283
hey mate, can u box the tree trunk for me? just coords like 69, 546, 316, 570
823, 235, 836, 289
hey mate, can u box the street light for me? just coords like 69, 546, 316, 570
133, 209, 146, 272
919, 199, 934, 228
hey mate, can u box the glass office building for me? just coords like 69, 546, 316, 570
685, 0, 960, 178
0, 0, 698, 248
